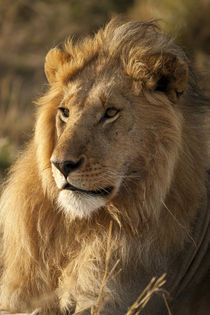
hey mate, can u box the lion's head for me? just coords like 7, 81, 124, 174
34, 18, 205, 226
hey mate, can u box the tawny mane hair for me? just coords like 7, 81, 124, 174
0, 18, 209, 313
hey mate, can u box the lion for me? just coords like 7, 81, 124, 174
0, 18, 209, 315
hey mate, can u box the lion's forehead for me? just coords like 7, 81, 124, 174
62, 82, 87, 107
62, 79, 125, 114
62, 65, 129, 107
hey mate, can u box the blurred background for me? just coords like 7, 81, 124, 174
0, 0, 210, 181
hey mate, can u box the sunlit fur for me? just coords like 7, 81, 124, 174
0, 18, 209, 314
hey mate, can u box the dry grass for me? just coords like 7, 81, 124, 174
0, 74, 34, 183
126, 274, 168, 315
91, 221, 121, 315
0, 74, 33, 144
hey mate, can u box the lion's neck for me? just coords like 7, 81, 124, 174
108, 141, 208, 254
168, 182, 210, 297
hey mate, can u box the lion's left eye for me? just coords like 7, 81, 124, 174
58, 107, 69, 119
104, 107, 119, 119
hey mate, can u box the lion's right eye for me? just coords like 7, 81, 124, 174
58, 107, 69, 119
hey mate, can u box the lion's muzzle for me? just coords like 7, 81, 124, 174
51, 156, 121, 218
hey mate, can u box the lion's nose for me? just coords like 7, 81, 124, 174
52, 157, 84, 178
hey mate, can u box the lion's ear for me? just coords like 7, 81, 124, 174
134, 53, 189, 103
44, 47, 70, 84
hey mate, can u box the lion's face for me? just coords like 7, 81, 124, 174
50, 71, 182, 219
51, 75, 145, 218
42, 22, 188, 219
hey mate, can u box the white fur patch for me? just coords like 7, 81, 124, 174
51, 162, 121, 218
57, 190, 106, 218
51, 163, 66, 189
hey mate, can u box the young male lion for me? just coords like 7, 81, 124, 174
0, 18, 209, 315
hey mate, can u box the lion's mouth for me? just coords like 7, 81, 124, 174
63, 183, 114, 197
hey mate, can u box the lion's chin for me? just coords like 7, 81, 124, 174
57, 190, 107, 219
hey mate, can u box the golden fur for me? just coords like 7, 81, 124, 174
0, 18, 209, 314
